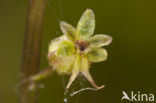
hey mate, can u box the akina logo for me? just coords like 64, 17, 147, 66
121, 91, 155, 102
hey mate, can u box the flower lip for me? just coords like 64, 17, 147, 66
75, 40, 88, 51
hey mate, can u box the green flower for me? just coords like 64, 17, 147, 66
48, 9, 112, 91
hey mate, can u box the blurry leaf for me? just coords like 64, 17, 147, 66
56, 40, 75, 57
87, 48, 107, 62
77, 9, 95, 40
60, 21, 77, 41
88, 34, 112, 48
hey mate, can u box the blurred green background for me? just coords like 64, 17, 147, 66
0, 0, 156, 103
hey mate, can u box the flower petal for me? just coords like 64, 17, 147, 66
48, 35, 67, 53
80, 56, 105, 89
56, 40, 76, 57
66, 53, 80, 91
60, 21, 77, 41
87, 48, 107, 62
88, 34, 112, 48
54, 55, 75, 75
77, 9, 95, 40
80, 55, 89, 72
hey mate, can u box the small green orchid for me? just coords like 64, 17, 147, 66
48, 9, 112, 91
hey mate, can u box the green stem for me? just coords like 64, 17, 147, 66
19, 0, 46, 103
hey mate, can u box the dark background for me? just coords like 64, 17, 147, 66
0, 0, 156, 103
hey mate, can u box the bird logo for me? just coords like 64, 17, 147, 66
121, 91, 131, 101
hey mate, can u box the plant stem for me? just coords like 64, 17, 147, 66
19, 0, 46, 103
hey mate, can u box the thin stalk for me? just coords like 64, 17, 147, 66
19, 0, 46, 103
